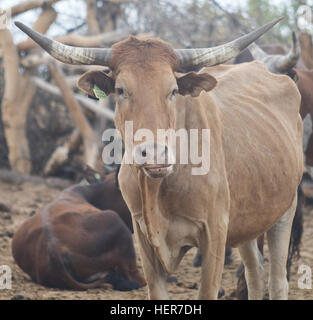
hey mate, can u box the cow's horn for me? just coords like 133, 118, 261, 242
248, 42, 268, 60
175, 17, 283, 71
274, 31, 300, 72
15, 22, 112, 66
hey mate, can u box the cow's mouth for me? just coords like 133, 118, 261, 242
142, 164, 173, 178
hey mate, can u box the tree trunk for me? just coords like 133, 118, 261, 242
86, 0, 100, 35
0, 29, 34, 173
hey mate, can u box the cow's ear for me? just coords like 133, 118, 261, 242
176, 72, 217, 97
78, 70, 115, 98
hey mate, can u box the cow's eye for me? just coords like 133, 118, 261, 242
169, 88, 178, 100
116, 87, 124, 96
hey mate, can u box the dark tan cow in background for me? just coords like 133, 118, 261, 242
234, 44, 287, 64
249, 33, 313, 169
15, 18, 303, 300
233, 31, 313, 299
12, 167, 145, 291
299, 33, 313, 70
234, 33, 306, 69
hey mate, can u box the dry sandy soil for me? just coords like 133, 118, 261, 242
0, 179, 312, 300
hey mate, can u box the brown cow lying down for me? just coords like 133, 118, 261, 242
11, 168, 146, 291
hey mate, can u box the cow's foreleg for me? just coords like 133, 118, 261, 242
198, 219, 228, 299
238, 239, 265, 300
266, 194, 297, 300
134, 221, 169, 300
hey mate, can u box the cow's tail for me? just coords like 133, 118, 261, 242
41, 206, 111, 290
287, 184, 304, 280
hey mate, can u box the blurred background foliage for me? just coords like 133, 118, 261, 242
6, 0, 313, 47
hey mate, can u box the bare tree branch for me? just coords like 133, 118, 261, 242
17, 7, 58, 51
11, 0, 60, 17
17, 28, 132, 51
31, 76, 115, 120
86, 0, 100, 35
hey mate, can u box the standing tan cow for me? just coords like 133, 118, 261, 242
15, 18, 303, 300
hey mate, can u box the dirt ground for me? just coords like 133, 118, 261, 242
0, 179, 312, 300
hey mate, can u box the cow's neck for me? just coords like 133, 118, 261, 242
134, 94, 221, 273
138, 170, 164, 246
137, 169, 175, 272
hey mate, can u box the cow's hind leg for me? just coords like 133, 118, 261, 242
266, 194, 297, 300
238, 239, 265, 300
236, 234, 265, 300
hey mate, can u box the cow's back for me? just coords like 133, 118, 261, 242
11, 212, 52, 283
207, 62, 303, 246
12, 198, 144, 289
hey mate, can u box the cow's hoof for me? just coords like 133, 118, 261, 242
11, 294, 30, 300
105, 272, 143, 291
218, 287, 225, 298
166, 276, 178, 283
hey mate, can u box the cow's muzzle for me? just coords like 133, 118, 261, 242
142, 164, 174, 178
133, 143, 174, 178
